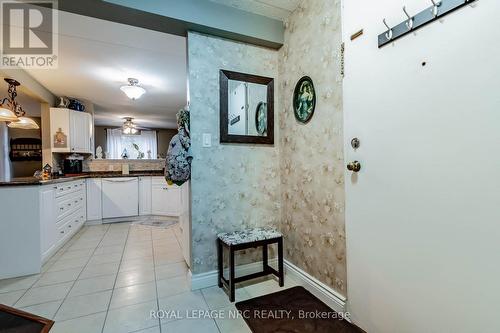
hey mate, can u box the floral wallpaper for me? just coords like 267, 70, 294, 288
188, 0, 346, 297
278, 0, 346, 296
188, 32, 281, 274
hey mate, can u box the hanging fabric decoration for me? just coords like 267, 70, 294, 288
165, 107, 192, 186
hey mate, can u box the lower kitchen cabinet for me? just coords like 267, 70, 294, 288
40, 186, 56, 260
41, 179, 86, 263
87, 176, 182, 222
86, 178, 102, 221
139, 176, 152, 215
151, 177, 181, 216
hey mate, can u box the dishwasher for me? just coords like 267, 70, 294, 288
101, 177, 139, 219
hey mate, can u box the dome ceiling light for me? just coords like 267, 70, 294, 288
0, 78, 39, 129
120, 78, 146, 100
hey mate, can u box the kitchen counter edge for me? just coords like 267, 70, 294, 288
0, 172, 165, 187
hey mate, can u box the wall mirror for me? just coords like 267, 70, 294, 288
220, 70, 274, 144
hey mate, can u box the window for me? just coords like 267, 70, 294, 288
106, 128, 157, 159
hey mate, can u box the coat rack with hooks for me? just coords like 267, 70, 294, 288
378, 0, 478, 48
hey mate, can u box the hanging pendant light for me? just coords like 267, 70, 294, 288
8, 116, 39, 129
0, 78, 39, 129
120, 78, 146, 100
0, 79, 20, 122
0, 105, 18, 122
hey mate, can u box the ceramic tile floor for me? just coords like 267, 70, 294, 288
0, 221, 299, 333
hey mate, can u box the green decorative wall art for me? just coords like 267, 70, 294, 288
293, 76, 316, 124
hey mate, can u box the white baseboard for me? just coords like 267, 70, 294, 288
189, 269, 217, 290
190, 259, 278, 291
284, 260, 347, 315
85, 215, 180, 226
85, 219, 103, 226
189, 258, 347, 316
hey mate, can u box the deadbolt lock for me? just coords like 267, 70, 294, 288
347, 161, 361, 173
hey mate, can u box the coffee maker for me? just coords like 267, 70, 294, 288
63, 155, 83, 175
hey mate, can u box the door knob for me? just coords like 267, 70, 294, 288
347, 161, 361, 173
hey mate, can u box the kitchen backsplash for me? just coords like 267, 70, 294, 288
83, 159, 165, 172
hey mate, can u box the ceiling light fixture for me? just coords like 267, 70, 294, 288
122, 117, 140, 135
0, 78, 39, 129
120, 78, 146, 100
8, 116, 39, 129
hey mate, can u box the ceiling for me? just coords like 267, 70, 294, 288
25, 11, 187, 129
209, 0, 300, 20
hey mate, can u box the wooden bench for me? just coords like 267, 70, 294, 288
217, 227, 284, 302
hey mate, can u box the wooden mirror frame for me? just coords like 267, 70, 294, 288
220, 70, 274, 145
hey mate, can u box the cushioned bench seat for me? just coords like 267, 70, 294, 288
217, 227, 284, 302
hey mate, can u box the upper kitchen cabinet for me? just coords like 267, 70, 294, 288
70, 110, 93, 154
50, 108, 93, 154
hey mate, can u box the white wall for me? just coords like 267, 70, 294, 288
343, 0, 500, 332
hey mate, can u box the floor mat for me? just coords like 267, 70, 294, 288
235, 286, 364, 333
0, 304, 54, 332
132, 216, 178, 228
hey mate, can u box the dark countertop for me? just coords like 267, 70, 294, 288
0, 171, 164, 187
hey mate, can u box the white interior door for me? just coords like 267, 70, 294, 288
343, 1, 500, 332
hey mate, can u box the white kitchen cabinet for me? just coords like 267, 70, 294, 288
50, 108, 92, 154
42, 179, 86, 263
102, 178, 139, 219
50, 108, 71, 153
70, 111, 92, 154
40, 186, 56, 260
86, 178, 102, 221
139, 176, 152, 216
151, 177, 180, 216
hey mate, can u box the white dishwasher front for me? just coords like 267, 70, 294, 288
101, 177, 139, 219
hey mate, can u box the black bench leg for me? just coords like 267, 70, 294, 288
217, 239, 223, 288
263, 243, 268, 272
229, 246, 235, 302
278, 237, 284, 287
